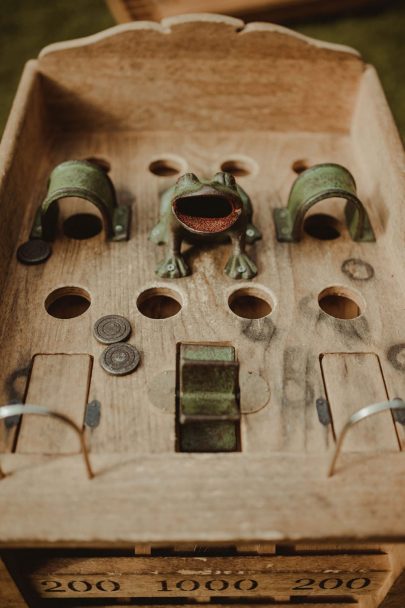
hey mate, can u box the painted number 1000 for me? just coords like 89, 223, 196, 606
158, 579, 258, 592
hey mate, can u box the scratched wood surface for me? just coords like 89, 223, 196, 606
0, 13, 403, 570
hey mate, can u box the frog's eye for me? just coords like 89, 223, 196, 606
176, 173, 200, 188
213, 171, 236, 190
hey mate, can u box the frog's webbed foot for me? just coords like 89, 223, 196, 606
225, 252, 257, 280
149, 221, 168, 245
156, 253, 190, 279
245, 223, 262, 244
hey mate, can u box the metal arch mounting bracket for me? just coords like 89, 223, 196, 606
274, 163, 375, 243
0, 404, 94, 480
30, 160, 130, 242
328, 398, 405, 478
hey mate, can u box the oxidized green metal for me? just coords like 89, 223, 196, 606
178, 343, 240, 452
30, 160, 131, 242
150, 172, 261, 279
274, 163, 375, 242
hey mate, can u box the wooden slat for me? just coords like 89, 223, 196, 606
321, 353, 399, 452
17, 354, 92, 454
0, 453, 405, 545
26, 554, 390, 599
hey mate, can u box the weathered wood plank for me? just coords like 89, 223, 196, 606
321, 353, 399, 452
17, 354, 92, 454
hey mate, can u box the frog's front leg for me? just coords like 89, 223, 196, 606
225, 230, 257, 280
156, 228, 190, 279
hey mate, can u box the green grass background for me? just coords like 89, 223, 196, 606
0, 0, 404, 137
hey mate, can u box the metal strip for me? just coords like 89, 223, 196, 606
328, 398, 405, 477
0, 404, 94, 479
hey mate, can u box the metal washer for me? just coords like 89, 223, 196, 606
93, 315, 131, 344
17, 239, 52, 265
100, 343, 140, 376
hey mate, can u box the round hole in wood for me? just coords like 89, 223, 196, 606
304, 214, 341, 240
137, 287, 182, 319
228, 287, 272, 319
318, 286, 363, 320
85, 157, 111, 172
149, 157, 184, 177
63, 213, 103, 240
292, 159, 311, 174
220, 157, 256, 177
45, 287, 91, 319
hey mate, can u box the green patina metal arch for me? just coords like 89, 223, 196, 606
274, 163, 375, 243
30, 160, 130, 242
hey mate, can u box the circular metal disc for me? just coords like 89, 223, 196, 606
93, 315, 131, 344
100, 343, 140, 376
17, 240, 52, 265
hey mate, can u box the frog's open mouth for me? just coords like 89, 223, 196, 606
173, 191, 241, 233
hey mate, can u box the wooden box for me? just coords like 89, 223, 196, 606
0, 13, 404, 608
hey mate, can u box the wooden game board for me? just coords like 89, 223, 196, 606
0, 13, 404, 608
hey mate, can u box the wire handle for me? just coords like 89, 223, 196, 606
328, 398, 405, 477
0, 404, 94, 479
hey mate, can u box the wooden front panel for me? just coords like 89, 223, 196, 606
26, 554, 390, 600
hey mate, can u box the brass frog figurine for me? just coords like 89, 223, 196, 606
150, 172, 261, 279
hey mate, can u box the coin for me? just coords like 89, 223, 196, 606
17, 239, 52, 265
93, 315, 131, 344
100, 343, 140, 376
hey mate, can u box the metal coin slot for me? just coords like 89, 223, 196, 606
177, 343, 241, 452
